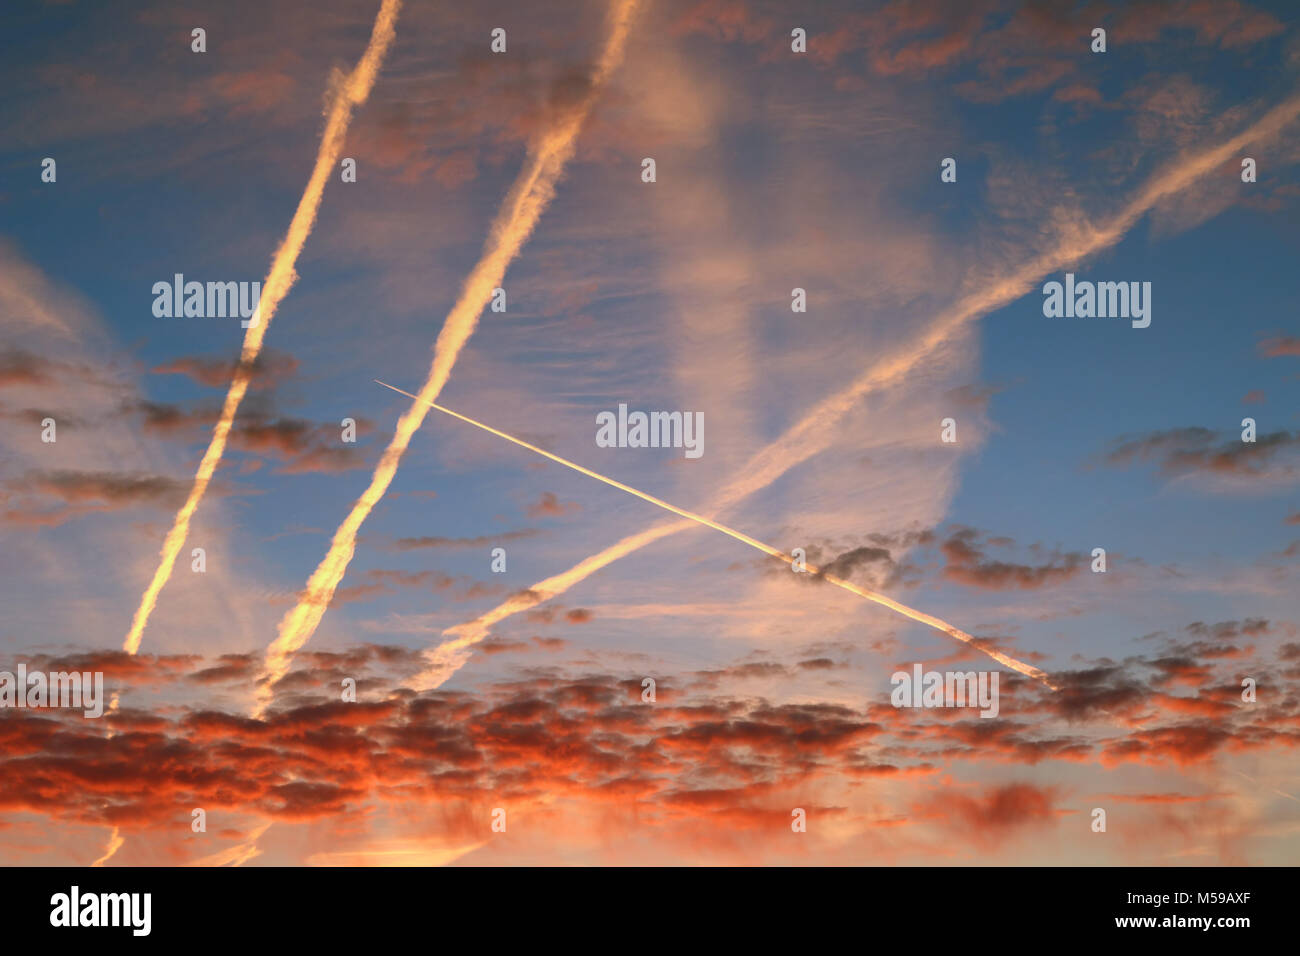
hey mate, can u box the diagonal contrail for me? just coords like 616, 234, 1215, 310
123, 0, 404, 656
255, 0, 642, 717
185, 822, 272, 866
375, 380, 1059, 690
419, 91, 1300, 687
91, 826, 124, 867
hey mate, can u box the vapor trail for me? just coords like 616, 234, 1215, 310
185, 823, 272, 866
123, 0, 404, 655
91, 826, 123, 867
375, 381, 1057, 690
1234, 769, 1300, 805
422, 92, 1300, 684
716, 92, 1300, 514
256, 0, 641, 716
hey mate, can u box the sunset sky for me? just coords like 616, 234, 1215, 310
1, 0, 1298, 866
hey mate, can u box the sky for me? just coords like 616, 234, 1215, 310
0, 0, 1298, 866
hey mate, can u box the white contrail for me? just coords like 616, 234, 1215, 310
123, 0, 404, 655
255, 0, 642, 717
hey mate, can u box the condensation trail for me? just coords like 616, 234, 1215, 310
375, 381, 1058, 690
1234, 769, 1300, 805
421, 92, 1300, 683
91, 826, 123, 867
256, 0, 641, 717
185, 823, 272, 866
122, 0, 404, 655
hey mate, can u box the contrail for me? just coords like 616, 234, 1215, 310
122, 0, 404, 655
1234, 769, 1300, 805
375, 380, 1058, 690
256, 0, 641, 716
420, 91, 1300, 685
185, 823, 272, 867
91, 826, 123, 867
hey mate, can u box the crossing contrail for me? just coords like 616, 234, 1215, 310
123, 0, 404, 656
418, 91, 1300, 687
255, 0, 641, 717
374, 380, 1058, 690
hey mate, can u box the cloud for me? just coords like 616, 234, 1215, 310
3, 469, 191, 526
673, 0, 1284, 107
927, 782, 1060, 835
1114, 0, 1285, 49
526, 491, 580, 519
391, 529, 540, 550
130, 398, 378, 475
1101, 723, 1236, 766
0, 349, 101, 389
278, 567, 502, 610
1048, 666, 1151, 722
1104, 426, 1300, 480
151, 349, 299, 389
940, 528, 1086, 591
1259, 336, 1300, 357
231, 414, 376, 475
478, 636, 569, 657
209, 69, 298, 115
0, 627, 1296, 864
799, 544, 904, 590
1184, 618, 1271, 642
